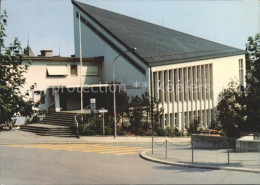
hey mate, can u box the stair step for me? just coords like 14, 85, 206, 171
20, 112, 78, 137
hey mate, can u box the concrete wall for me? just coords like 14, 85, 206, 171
191, 134, 236, 149
236, 136, 260, 152
212, 54, 246, 106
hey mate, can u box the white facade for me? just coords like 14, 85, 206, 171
151, 55, 245, 129
22, 56, 103, 112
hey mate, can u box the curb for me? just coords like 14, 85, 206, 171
139, 150, 260, 173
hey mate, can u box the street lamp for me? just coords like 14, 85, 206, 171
113, 47, 137, 139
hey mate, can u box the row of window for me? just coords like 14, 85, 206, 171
163, 109, 214, 128
46, 65, 99, 77
239, 59, 244, 85
153, 64, 213, 103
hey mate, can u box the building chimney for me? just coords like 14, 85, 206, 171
39, 50, 53, 57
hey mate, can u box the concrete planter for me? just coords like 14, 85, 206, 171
191, 134, 236, 149
236, 136, 260, 152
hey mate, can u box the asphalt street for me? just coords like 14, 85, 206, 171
0, 143, 260, 184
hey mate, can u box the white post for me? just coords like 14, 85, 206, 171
78, 13, 83, 115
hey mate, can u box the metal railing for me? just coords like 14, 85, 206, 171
74, 105, 90, 136
45, 103, 55, 116
151, 137, 233, 164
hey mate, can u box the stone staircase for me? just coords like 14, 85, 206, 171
20, 112, 77, 137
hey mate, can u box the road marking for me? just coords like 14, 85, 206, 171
3, 144, 149, 156
115, 152, 137, 155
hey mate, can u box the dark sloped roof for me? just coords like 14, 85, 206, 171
73, 1, 245, 66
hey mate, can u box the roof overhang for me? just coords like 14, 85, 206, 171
50, 84, 111, 89
23, 56, 104, 62
148, 51, 246, 67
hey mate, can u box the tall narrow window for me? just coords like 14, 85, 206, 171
153, 72, 156, 98
184, 68, 187, 101
193, 66, 196, 101
164, 71, 167, 102
201, 65, 205, 100
209, 64, 213, 99
239, 59, 244, 85
70, 65, 78, 76
188, 67, 191, 101
197, 66, 200, 100
206, 65, 209, 100
159, 71, 162, 102
179, 69, 182, 101
169, 70, 173, 102
174, 69, 178, 101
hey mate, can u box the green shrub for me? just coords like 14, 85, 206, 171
187, 117, 200, 135
155, 126, 165, 136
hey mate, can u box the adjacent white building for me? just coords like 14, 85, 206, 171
22, 48, 104, 112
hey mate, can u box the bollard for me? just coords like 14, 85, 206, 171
152, 136, 154, 155
166, 140, 168, 159
192, 142, 194, 163
228, 145, 230, 165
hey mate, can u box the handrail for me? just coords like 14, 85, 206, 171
45, 103, 55, 116
74, 105, 90, 136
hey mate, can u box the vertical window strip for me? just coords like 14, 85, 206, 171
239, 59, 244, 85
197, 66, 200, 100
164, 70, 167, 102
153, 72, 156, 99
159, 71, 162, 102
169, 70, 173, 102
184, 68, 187, 101
201, 65, 205, 100
193, 66, 197, 101
179, 68, 182, 101
174, 69, 178, 102
206, 64, 209, 100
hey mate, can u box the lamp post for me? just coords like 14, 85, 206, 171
113, 47, 136, 139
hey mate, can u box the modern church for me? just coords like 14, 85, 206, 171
71, 1, 245, 130
21, 1, 245, 130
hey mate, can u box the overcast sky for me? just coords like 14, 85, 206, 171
2, 0, 260, 57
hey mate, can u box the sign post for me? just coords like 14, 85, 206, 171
98, 108, 108, 136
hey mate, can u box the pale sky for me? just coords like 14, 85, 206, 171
2, 0, 260, 57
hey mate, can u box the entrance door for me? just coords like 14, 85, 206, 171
60, 91, 67, 110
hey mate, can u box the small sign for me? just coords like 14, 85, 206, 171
90, 98, 96, 103
90, 98, 96, 113
125, 85, 142, 89
98, 109, 108, 113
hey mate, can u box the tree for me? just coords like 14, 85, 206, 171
216, 81, 246, 137
187, 117, 201, 135
128, 95, 143, 135
245, 33, 260, 132
0, 11, 34, 125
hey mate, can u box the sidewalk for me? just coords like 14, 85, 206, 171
0, 130, 190, 144
141, 143, 260, 173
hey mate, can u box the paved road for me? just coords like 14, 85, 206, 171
1, 143, 260, 184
